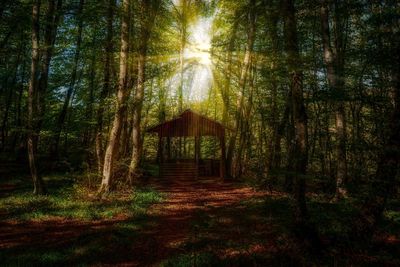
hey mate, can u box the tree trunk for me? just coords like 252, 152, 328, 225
27, 0, 46, 195
284, 92, 296, 192
236, 61, 256, 177
220, 14, 239, 177
226, 0, 256, 178
27, 0, 62, 191
99, 0, 130, 195
51, 0, 84, 158
128, 0, 159, 182
128, 40, 148, 182
263, 0, 282, 180
320, 0, 348, 199
283, 0, 309, 226
96, 0, 115, 175
37, 0, 62, 132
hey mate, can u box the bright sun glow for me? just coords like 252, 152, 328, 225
167, 16, 214, 102
184, 17, 212, 66
184, 49, 212, 66
185, 17, 214, 100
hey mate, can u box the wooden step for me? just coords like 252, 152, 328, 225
160, 172, 197, 176
161, 168, 196, 170
160, 162, 198, 178
161, 168, 197, 171
161, 169, 197, 173
161, 171, 197, 174
162, 174, 196, 176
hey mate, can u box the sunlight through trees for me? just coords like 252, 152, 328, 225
0, 0, 399, 265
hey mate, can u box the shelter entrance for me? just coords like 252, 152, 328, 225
147, 109, 226, 179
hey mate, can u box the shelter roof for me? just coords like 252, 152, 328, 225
147, 109, 225, 137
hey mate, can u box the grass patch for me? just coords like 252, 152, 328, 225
0, 174, 165, 266
0, 175, 165, 222
308, 198, 358, 245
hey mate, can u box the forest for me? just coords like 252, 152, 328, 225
0, 0, 399, 266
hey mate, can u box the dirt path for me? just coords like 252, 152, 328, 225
0, 177, 266, 266
135, 178, 266, 265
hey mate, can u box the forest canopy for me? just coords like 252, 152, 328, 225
0, 0, 399, 265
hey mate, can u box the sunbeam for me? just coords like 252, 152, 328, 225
184, 16, 214, 101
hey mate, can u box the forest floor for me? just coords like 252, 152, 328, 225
1, 168, 400, 266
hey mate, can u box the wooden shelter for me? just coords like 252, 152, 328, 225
147, 109, 226, 179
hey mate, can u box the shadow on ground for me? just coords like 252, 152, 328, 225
1, 174, 400, 266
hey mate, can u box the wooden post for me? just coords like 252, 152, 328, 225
166, 136, 171, 161
157, 134, 163, 163
158, 135, 163, 178
195, 135, 200, 179
160, 135, 164, 163
220, 131, 226, 180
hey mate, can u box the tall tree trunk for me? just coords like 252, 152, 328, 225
37, 0, 62, 132
96, 0, 115, 175
27, 0, 46, 195
156, 81, 167, 163
236, 61, 256, 177
221, 12, 239, 177
51, 0, 84, 158
283, 0, 309, 226
284, 91, 296, 192
320, 0, 348, 199
129, 0, 159, 182
226, 0, 256, 178
27, 0, 62, 187
265, 4, 283, 178
99, 0, 130, 195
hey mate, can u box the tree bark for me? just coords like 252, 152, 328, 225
99, 0, 130, 195
226, 0, 256, 179
128, 0, 159, 182
96, 0, 115, 175
283, 0, 309, 224
27, 0, 46, 195
37, 0, 62, 131
264, 4, 283, 179
320, 0, 348, 199
236, 61, 256, 177
26, 0, 62, 193
219, 13, 239, 178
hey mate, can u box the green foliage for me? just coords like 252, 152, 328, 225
159, 191, 400, 266
0, 0, 399, 265
0, 174, 166, 266
309, 199, 358, 246
385, 211, 400, 224
0, 176, 164, 222
131, 186, 166, 216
